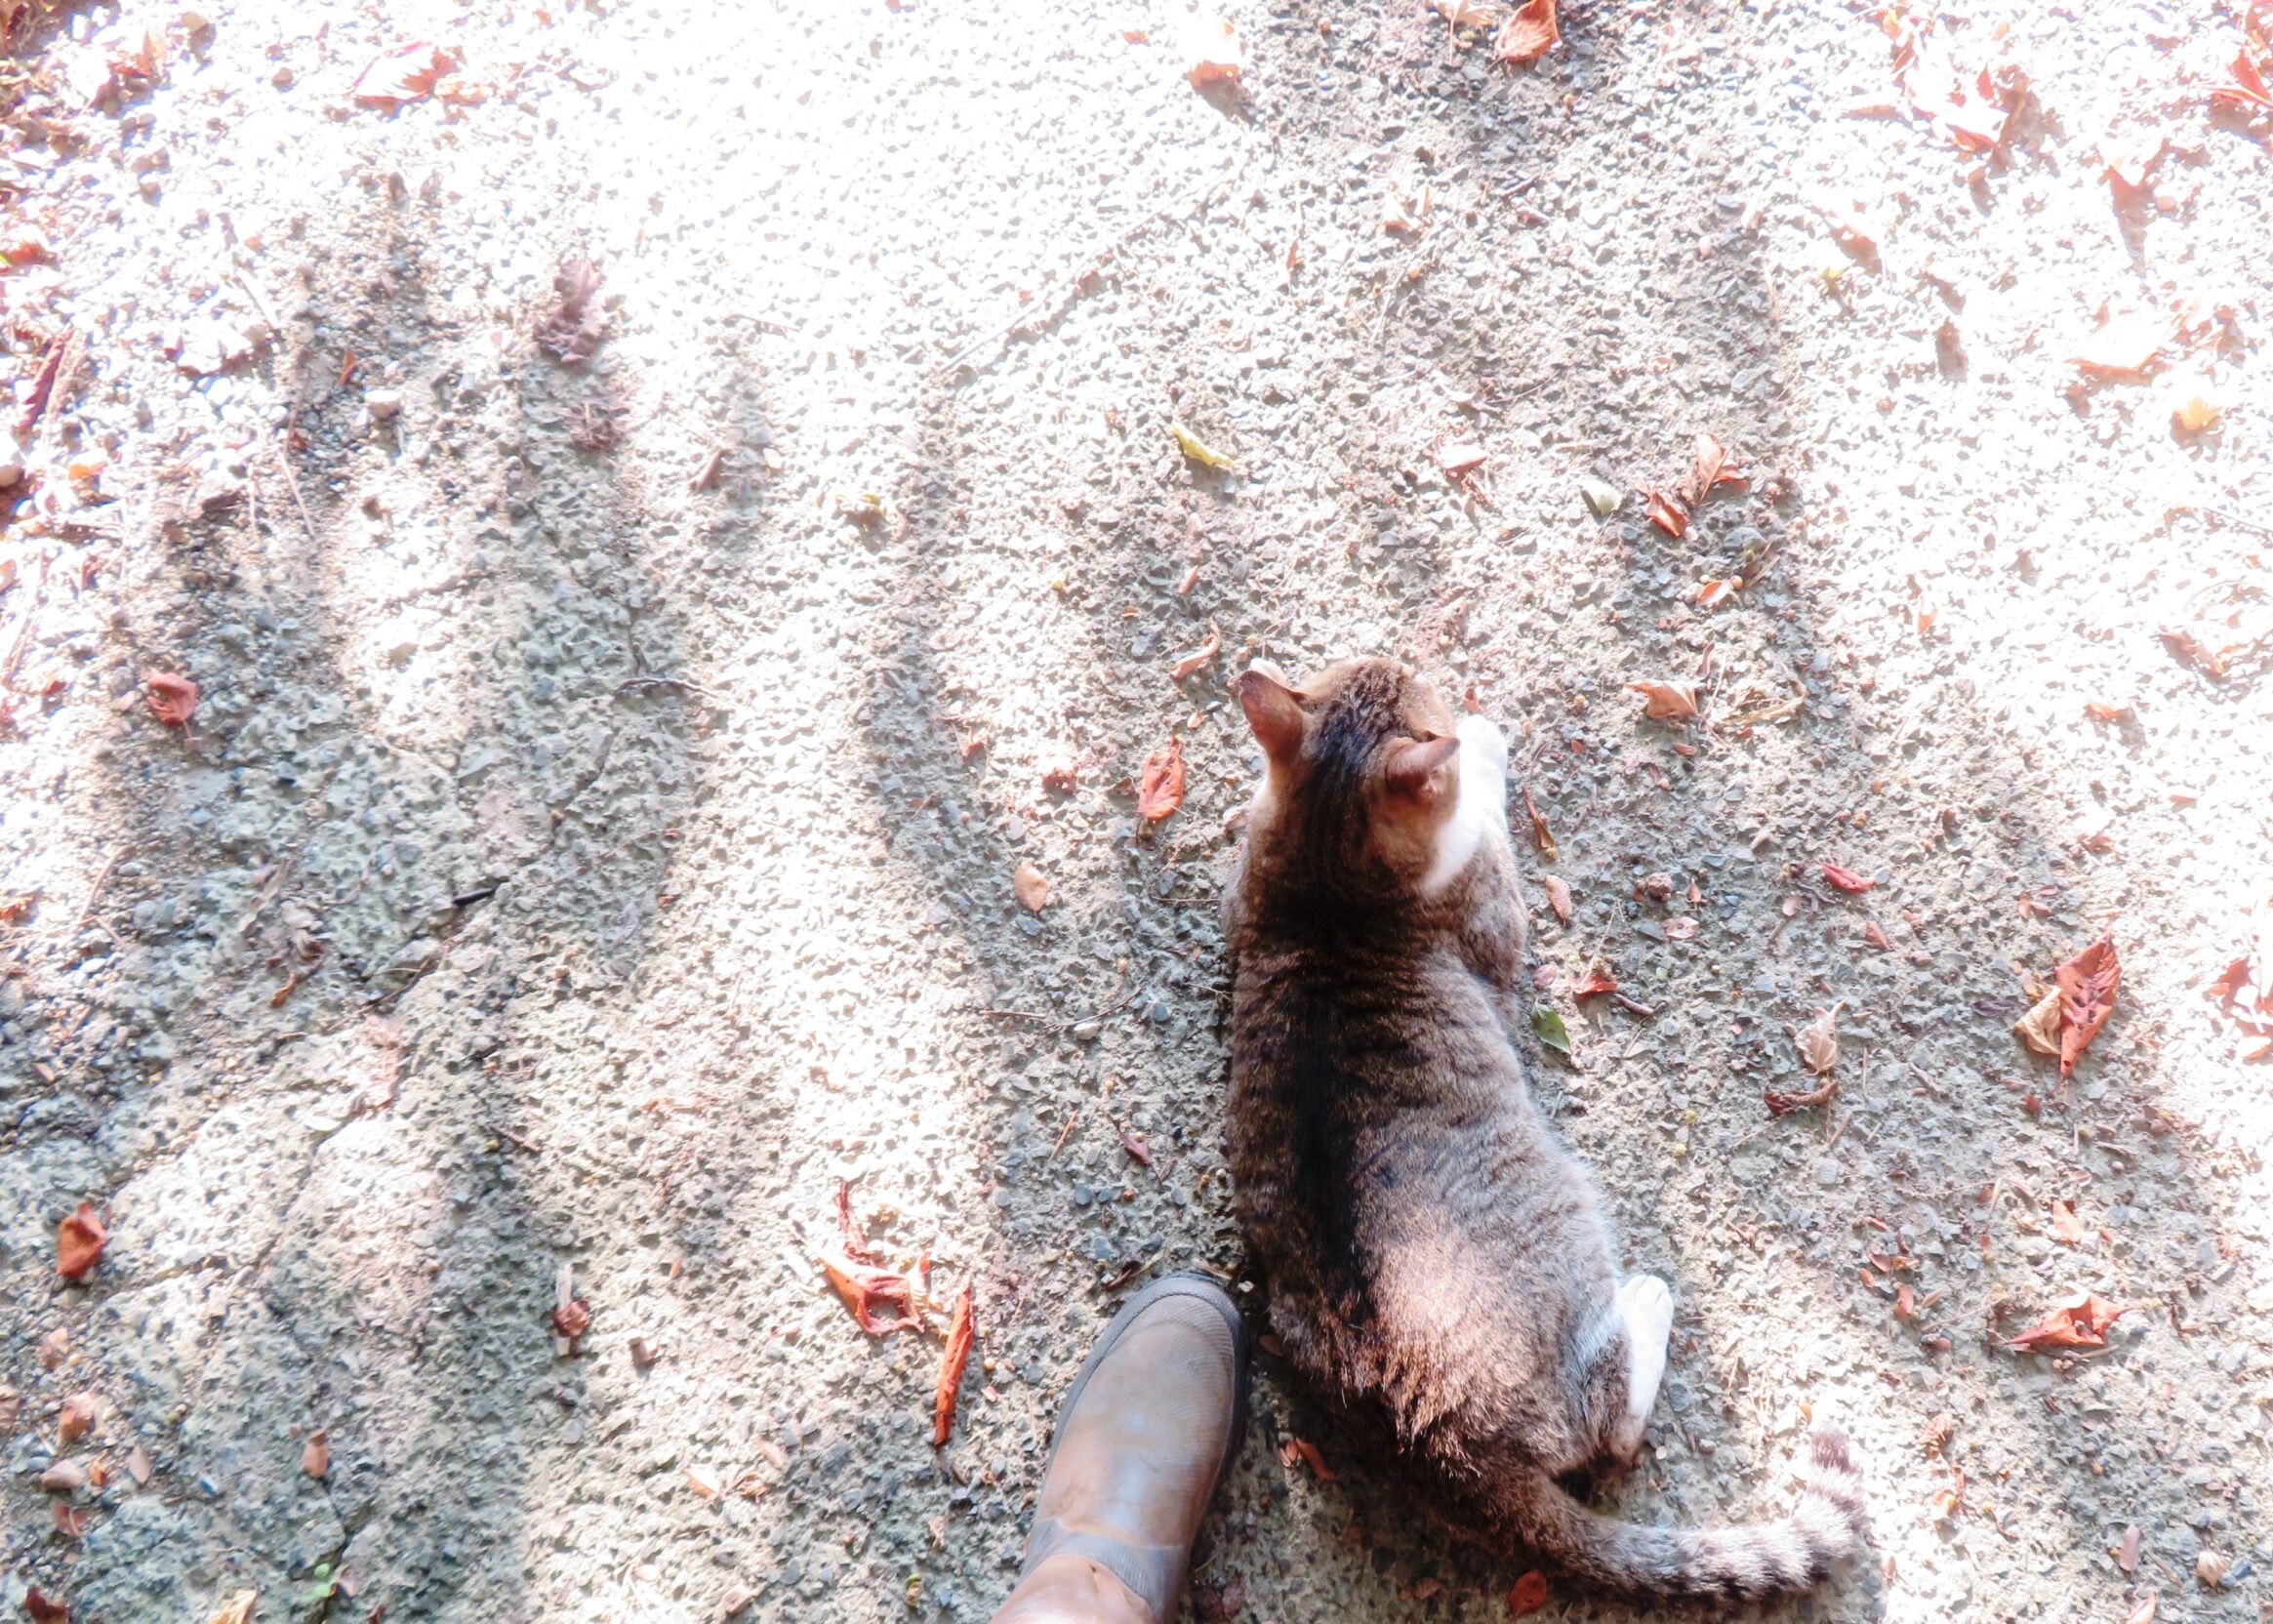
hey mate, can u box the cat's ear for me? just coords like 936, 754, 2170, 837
1236, 668, 1306, 770
1383, 734, 1460, 807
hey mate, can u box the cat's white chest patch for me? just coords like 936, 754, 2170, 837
1420, 713, 1510, 895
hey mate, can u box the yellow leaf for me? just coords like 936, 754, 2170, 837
2012, 987, 2061, 1057
1171, 422, 1235, 471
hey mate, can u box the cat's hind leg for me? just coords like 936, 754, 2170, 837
1605, 1275, 1673, 1462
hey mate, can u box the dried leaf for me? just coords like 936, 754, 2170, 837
1170, 422, 1235, 469
1573, 968, 1618, 998
352, 41, 457, 107
1681, 431, 1733, 506
2124, 1595, 2157, 1624
1012, 863, 1050, 914
1136, 736, 1187, 823
2013, 988, 2061, 1057
1531, 1005, 1571, 1055
1765, 1078, 1838, 1116
40, 1460, 88, 1493
1179, 14, 1244, 89
1863, 919, 1890, 950
2002, 1289, 2126, 1352
1117, 1127, 1153, 1167
1821, 862, 1875, 893
1491, 0, 1558, 64
2073, 317, 2165, 379
2160, 627, 2233, 681
932, 1281, 976, 1446
1521, 786, 1557, 861
2196, 1549, 2230, 1588
1428, 0, 1499, 27
1893, 1282, 1918, 1321
1576, 473, 1624, 516
22, 1587, 68, 1624
549, 1298, 592, 1340
57, 1203, 106, 1279
2172, 393, 2220, 433
819, 1253, 922, 1335
52, 1503, 88, 1539
2055, 937, 2119, 1077
1508, 1570, 1551, 1616
57, 1393, 95, 1444
208, 1594, 257, 1624
686, 1464, 722, 1500
144, 672, 199, 727
1794, 1006, 1840, 1075
2050, 1199, 2085, 1246
537, 258, 608, 363
1627, 680, 1699, 721
1435, 440, 1487, 476
125, 1444, 152, 1484
1694, 578, 1741, 609
1279, 1437, 1335, 1480
1170, 620, 1222, 682
1540, 874, 1572, 924
2117, 1522, 2140, 1573
1663, 916, 1699, 941
301, 1428, 329, 1478
1645, 489, 1689, 537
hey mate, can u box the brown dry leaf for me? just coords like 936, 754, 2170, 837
686, 1463, 722, 1500
2160, 627, 2233, 680
208, 1594, 257, 1624
2197, 1550, 2230, 1588
1435, 440, 1487, 476
1627, 680, 1699, 721
1644, 489, 1688, 537
1540, 874, 1573, 924
1663, 916, 1699, 941
1893, 1282, 1918, 1321
144, 671, 199, 728
1863, 919, 1891, 950
57, 1393, 95, 1444
1428, 0, 1499, 26
1170, 620, 1222, 682
2117, 1522, 2140, 1573
1821, 862, 1875, 893
2172, 393, 2220, 434
1680, 431, 1732, 506
1136, 735, 1187, 823
22, 1587, 67, 1624
2074, 317, 2166, 379
1117, 1126, 1153, 1166
2055, 936, 2119, 1078
2003, 1289, 2126, 1352
2013, 987, 2061, 1057
57, 1203, 106, 1279
302, 1428, 329, 1478
932, 1280, 976, 1446
1180, 14, 1244, 88
2124, 1595, 2157, 1624
1521, 786, 1557, 861
1794, 1006, 1840, 1075
1508, 1570, 1552, 1616
53, 1503, 88, 1540
353, 41, 457, 107
1694, 578, 1741, 610
2050, 1200, 2086, 1245
125, 1444, 152, 1484
538, 258, 608, 363
550, 1298, 592, 1340
1764, 1076, 1838, 1116
1492, 0, 1558, 63
1279, 1437, 1335, 1481
819, 1253, 922, 1336
1573, 968, 1618, 998
1012, 863, 1050, 914
2085, 700, 2131, 722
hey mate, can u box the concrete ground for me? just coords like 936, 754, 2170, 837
2, 0, 2269, 1621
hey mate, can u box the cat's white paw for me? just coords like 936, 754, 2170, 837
1610, 1275, 1674, 1457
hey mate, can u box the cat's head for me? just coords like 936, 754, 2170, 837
1233, 658, 1483, 905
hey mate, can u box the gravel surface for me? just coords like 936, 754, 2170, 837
2, 2, 2269, 1621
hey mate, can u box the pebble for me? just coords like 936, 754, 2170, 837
366, 387, 403, 420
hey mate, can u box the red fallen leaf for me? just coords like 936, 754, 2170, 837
353, 42, 458, 108
820, 1253, 922, 1335
550, 1298, 593, 1340
1863, 919, 1890, 950
1540, 874, 1572, 924
1508, 1569, 1551, 1615
1627, 680, 1699, 721
2050, 1199, 2086, 1246
1763, 1078, 1837, 1116
1136, 735, 1186, 823
1573, 969, 1618, 998
57, 1203, 106, 1279
931, 1281, 976, 1446
2003, 1289, 2126, 1352
2055, 936, 2119, 1078
1116, 1127, 1153, 1166
1680, 431, 1741, 506
1278, 1437, 1335, 1480
23, 1586, 68, 1624
2209, 942, 2273, 1035
1893, 1282, 1919, 1321
2211, 46, 2273, 111
1694, 578, 1741, 610
1822, 862, 1875, 893
1521, 785, 1557, 861
538, 258, 608, 364
303, 1428, 329, 1478
1491, 0, 1558, 64
2160, 626, 2232, 680
144, 671, 198, 727
1644, 489, 1688, 537
57, 1393, 96, 1444
16, 325, 78, 438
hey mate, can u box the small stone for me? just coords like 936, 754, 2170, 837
366, 387, 403, 421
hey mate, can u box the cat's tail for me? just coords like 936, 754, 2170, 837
1492, 1429, 1865, 1602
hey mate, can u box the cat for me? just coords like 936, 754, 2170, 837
1222, 658, 1864, 1601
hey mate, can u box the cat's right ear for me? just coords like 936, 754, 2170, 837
1236, 668, 1306, 771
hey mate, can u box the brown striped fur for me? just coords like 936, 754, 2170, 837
1223, 658, 1864, 1601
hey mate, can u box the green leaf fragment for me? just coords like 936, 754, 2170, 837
1577, 474, 1624, 517
1531, 1005, 1571, 1054
1171, 422, 1236, 471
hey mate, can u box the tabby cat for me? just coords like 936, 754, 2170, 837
1223, 658, 1863, 1600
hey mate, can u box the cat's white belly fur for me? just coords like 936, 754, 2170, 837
1420, 712, 1510, 895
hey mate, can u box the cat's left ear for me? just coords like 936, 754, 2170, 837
1383, 734, 1460, 807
